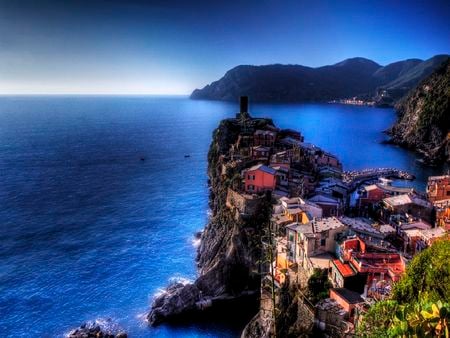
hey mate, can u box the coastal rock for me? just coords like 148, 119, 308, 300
388, 58, 450, 164
148, 117, 273, 326
241, 313, 272, 338
67, 319, 127, 338
148, 282, 201, 325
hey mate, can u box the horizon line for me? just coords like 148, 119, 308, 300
0, 93, 191, 96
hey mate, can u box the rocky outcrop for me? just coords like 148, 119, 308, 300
148, 117, 273, 326
241, 313, 272, 338
388, 59, 450, 164
67, 320, 127, 338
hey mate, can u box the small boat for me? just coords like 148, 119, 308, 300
184, 154, 191, 158
140, 157, 146, 161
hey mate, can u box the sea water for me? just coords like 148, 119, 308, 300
0, 96, 442, 337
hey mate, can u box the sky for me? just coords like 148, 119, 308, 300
0, 0, 449, 94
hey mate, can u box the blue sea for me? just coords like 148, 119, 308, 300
0, 96, 443, 337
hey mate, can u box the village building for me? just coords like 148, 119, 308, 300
243, 164, 277, 193
329, 288, 364, 320
427, 175, 450, 202
250, 145, 271, 160
331, 236, 406, 297
253, 129, 277, 147
339, 217, 396, 241
401, 222, 446, 255
314, 151, 342, 170
315, 177, 349, 201
272, 197, 323, 234
278, 128, 304, 141
358, 178, 415, 207
270, 150, 294, 167
433, 199, 450, 229
381, 193, 433, 224
308, 194, 344, 217
271, 165, 289, 188
286, 217, 348, 275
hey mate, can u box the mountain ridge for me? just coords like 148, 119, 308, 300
191, 55, 449, 105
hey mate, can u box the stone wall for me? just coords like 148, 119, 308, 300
226, 188, 264, 217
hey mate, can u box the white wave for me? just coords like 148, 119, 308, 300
191, 236, 201, 248
65, 317, 122, 337
168, 276, 193, 286
152, 287, 167, 298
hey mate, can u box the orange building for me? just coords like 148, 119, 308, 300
427, 175, 450, 202
434, 199, 450, 229
244, 164, 277, 193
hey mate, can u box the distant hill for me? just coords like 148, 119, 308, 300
388, 59, 450, 164
191, 55, 449, 105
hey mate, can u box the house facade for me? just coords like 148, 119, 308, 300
244, 164, 277, 193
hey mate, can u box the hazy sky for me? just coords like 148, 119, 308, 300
1, 0, 449, 94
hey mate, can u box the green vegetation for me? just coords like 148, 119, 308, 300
391, 59, 450, 163
307, 268, 332, 304
357, 240, 450, 337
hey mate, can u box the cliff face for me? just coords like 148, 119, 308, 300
148, 118, 272, 326
388, 60, 450, 164
190, 55, 449, 104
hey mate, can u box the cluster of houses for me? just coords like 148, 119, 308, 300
223, 97, 449, 335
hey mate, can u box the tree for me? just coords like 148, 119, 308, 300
307, 268, 332, 304
393, 239, 450, 304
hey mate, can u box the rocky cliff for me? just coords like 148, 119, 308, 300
388, 59, 450, 164
190, 55, 449, 104
147, 117, 273, 326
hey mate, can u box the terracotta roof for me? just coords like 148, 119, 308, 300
333, 259, 356, 277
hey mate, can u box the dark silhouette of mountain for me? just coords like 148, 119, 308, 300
191, 55, 449, 105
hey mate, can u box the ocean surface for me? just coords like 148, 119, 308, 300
0, 96, 444, 337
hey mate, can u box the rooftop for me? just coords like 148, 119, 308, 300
331, 288, 364, 304
428, 175, 450, 181
419, 227, 446, 241
254, 129, 276, 136
363, 184, 379, 191
377, 184, 414, 194
247, 163, 277, 175
313, 217, 346, 232
401, 220, 432, 231
383, 194, 412, 207
285, 222, 314, 234
332, 259, 356, 277
309, 253, 333, 269
340, 217, 378, 234
309, 194, 341, 205
433, 199, 450, 208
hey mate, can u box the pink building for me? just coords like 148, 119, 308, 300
244, 164, 277, 193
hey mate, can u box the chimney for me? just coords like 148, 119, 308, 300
240, 96, 248, 114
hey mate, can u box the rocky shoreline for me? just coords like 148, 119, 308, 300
147, 116, 273, 327
67, 319, 127, 338
386, 59, 450, 165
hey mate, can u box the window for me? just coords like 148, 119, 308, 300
320, 238, 326, 246
446, 190, 450, 196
